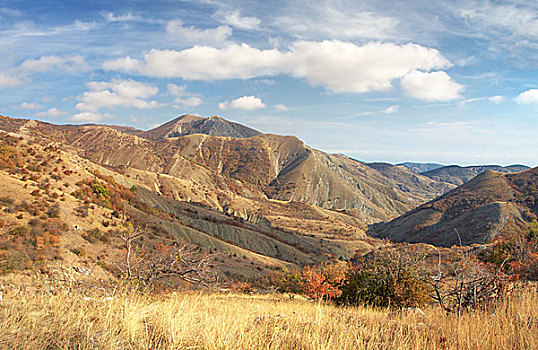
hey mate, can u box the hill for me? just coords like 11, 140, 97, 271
0, 130, 386, 286
397, 162, 445, 173
0, 115, 452, 224
420, 164, 530, 186
365, 162, 456, 198
142, 114, 261, 140
370, 167, 538, 246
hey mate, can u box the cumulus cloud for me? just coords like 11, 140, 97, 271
381, 105, 399, 114
36, 107, 65, 118
214, 10, 261, 30
165, 19, 232, 43
274, 104, 289, 111
76, 79, 160, 113
167, 83, 203, 108
0, 72, 22, 88
104, 41, 452, 93
70, 112, 112, 123
19, 102, 43, 109
219, 95, 266, 111
401, 71, 464, 101
488, 95, 505, 104
0, 55, 89, 89
17, 55, 89, 74
515, 89, 538, 104
102, 12, 143, 22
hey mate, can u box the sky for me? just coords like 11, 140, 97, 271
0, 0, 537, 166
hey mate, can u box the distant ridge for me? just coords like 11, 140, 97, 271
370, 167, 538, 246
142, 114, 261, 140
397, 162, 445, 174
420, 164, 530, 186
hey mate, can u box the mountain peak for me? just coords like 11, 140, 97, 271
142, 114, 261, 140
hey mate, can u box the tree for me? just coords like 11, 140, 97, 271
427, 230, 517, 316
336, 250, 431, 308
300, 263, 346, 300
116, 223, 217, 291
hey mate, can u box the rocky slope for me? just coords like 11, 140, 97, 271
370, 167, 538, 246
420, 164, 530, 186
0, 115, 453, 224
0, 130, 382, 287
397, 162, 445, 173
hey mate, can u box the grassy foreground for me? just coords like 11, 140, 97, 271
0, 285, 536, 349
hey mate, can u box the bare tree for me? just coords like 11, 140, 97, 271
116, 224, 217, 290
426, 229, 515, 316
119, 225, 146, 279
135, 242, 217, 289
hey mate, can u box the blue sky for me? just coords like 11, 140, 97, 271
1, 0, 537, 166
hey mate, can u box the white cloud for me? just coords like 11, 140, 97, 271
167, 83, 187, 96
274, 104, 289, 111
0, 72, 22, 88
178, 96, 202, 107
459, 95, 505, 106
0, 55, 89, 89
515, 89, 538, 104
214, 10, 261, 30
165, 19, 232, 43
459, 3, 538, 39
401, 71, 464, 101
381, 105, 399, 114
36, 107, 65, 118
76, 79, 160, 113
70, 112, 112, 123
17, 55, 89, 74
0, 7, 22, 17
19, 102, 43, 109
219, 95, 266, 111
102, 12, 143, 22
167, 83, 203, 108
275, 7, 398, 40
104, 41, 451, 93
489, 95, 505, 104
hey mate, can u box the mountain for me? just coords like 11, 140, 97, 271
370, 167, 538, 246
0, 115, 452, 224
420, 164, 530, 186
397, 162, 445, 173
142, 114, 261, 140
365, 162, 456, 198
0, 123, 382, 285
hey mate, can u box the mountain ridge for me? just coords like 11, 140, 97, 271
370, 167, 538, 246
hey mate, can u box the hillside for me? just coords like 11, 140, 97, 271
370, 167, 538, 246
0, 117, 388, 287
366, 162, 456, 198
142, 114, 261, 140
397, 162, 445, 173
420, 164, 530, 186
0, 115, 452, 224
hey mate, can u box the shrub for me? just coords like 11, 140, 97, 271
335, 251, 431, 308
46, 204, 60, 218
10, 225, 30, 237
300, 265, 344, 300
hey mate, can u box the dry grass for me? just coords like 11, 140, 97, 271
0, 284, 536, 349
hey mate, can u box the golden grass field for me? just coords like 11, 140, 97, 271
0, 284, 536, 349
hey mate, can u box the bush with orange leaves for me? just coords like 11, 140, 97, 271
299, 263, 347, 300
481, 219, 538, 280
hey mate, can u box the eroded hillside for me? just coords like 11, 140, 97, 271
371, 168, 538, 246
0, 115, 455, 225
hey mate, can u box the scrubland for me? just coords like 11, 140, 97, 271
0, 284, 536, 349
